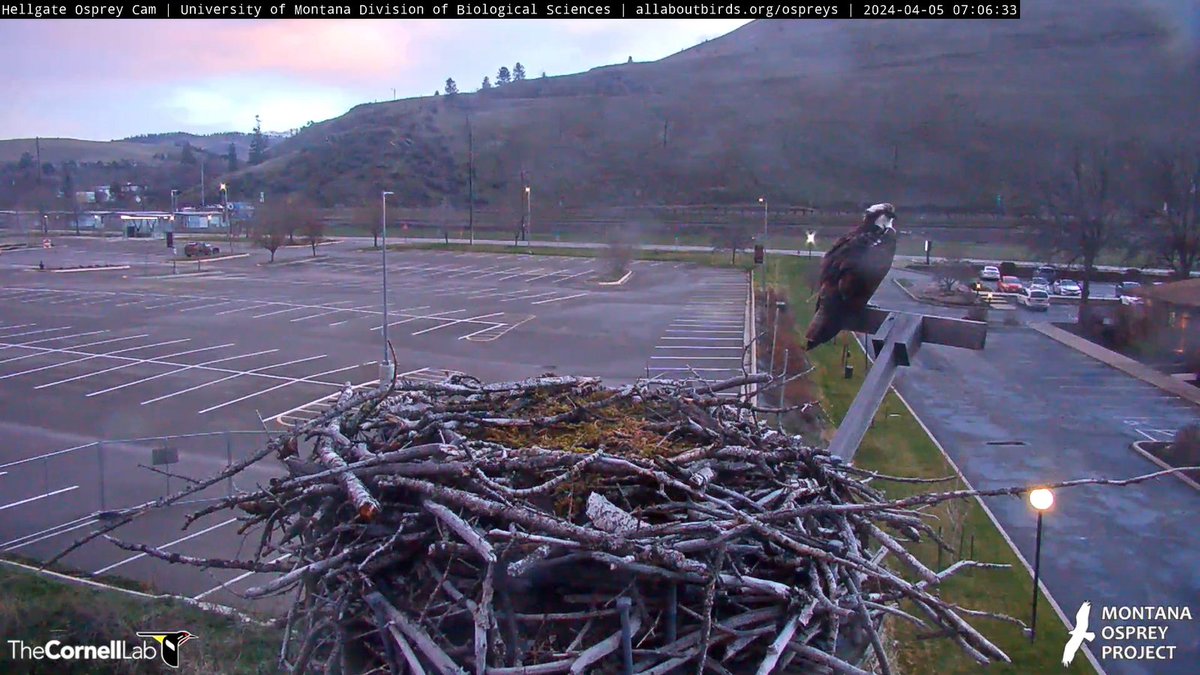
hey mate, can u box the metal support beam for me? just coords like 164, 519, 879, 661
827, 309, 986, 463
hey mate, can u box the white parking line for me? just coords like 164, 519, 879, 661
661, 337, 742, 341
650, 356, 742, 360
0, 329, 108, 359
193, 553, 293, 600
647, 367, 736, 372
34, 343, 236, 389
197, 361, 373, 414
215, 302, 268, 316
4, 516, 98, 551
371, 308, 462, 332
411, 312, 504, 336
0, 486, 79, 513
140, 354, 327, 405
250, 305, 310, 319
86, 348, 279, 397
0, 326, 80, 346
531, 292, 588, 305
94, 517, 237, 575
179, 300, 235, 313
0, 334, 158, 378
501, 291, 560, 303
0, 323, 39, 334
288, 300, 359, 322
655, 346, 744, 350
665, 329, 743, 334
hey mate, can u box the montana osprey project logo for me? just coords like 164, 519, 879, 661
135, 631, 198, 668
1063, 602, 1095, 666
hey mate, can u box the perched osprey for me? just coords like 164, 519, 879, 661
804, 203, 898, 350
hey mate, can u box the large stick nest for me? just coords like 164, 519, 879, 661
59, 372, 1023, 674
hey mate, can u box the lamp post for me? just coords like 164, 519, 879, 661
758, 197, 768, 241
1028, 487, 1054, 642
925, 239, 931, 266
380, 190, 394, 386
220, 183, 230, 251
806, 231, 816, 258
525, 184, 532, 246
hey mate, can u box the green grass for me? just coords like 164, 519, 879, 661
765, 256, 1094, 674
374, 241, 758, 271
0, 560, 279, 674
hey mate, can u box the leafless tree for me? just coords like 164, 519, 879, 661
300, 214, 326, 256
934, 243, 976, 294
711, 222, 755, 265
1141, 146, 1200, 280
252, 203, 289, 263
1030, 145, 1132, 308
350, 206, 383, 248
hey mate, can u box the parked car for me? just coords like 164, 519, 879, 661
1029, 277, 1051, 292
980, 265, 1001, 281
997, 276, 1024, 293
1053, 278, 1082, 296
1017, 287, 1050, 311
184, 242, 221, 257
1114, 280, 1142, 298
1035, 265, 1057, 282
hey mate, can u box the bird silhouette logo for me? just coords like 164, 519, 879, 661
136, 630, 198, 668
1062, 602, 1095, 666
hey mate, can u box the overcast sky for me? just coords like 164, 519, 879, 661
0, 19, 751, 141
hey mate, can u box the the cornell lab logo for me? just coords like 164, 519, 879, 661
136, 631, 198, 668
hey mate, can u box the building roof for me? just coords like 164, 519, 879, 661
1132, 278, 1200, 308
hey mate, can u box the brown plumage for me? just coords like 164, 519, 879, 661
805, 203, 898, 350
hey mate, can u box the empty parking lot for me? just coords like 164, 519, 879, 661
0, 237, 748, 608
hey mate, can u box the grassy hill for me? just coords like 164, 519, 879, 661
229, 0, 1197, 211
4, 1, 1197, 215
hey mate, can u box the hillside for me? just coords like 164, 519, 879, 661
0, 138, 167, 165
227, 0, 1198, 212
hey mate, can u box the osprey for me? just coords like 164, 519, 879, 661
804, 203, 898, 350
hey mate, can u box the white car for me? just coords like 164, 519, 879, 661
1053, 279, 1081, 296
1017, 287, 1050, 311
980, 265, 1001, 281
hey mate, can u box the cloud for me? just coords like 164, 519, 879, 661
0, 19, 751, 139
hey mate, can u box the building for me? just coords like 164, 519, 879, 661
1131, 279, 1200, 374
175, 208, 226, 230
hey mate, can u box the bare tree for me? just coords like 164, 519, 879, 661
934, 243, 975, 293
1143, 146, 1200, 280
348, 206, 382, 248
1030, 146, 1131, 308
711, 223, 755, 265
301, 218, 326, 256
252, 203, 289, 262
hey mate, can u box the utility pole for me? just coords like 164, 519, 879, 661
467, 115, 475, 245
380, 190, 394, 387
200, 155, 206, 207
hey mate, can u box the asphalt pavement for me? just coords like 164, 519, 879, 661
871, 269, 1200, 675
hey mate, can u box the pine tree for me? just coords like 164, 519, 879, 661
445, 78, 458, 95
249, 115, 269, 166
497, 67, 511, 85
481, 77, 491, 90
226, 142, 239, 172
180, 143, 197, 165
513, 63, 525, 81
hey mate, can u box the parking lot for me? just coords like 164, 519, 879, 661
0, 237, 748, 608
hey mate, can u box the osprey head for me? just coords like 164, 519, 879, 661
864, 203, 896, 234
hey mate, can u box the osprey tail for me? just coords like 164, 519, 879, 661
805, 293, 846, 350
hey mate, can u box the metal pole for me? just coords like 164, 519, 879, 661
225, 431, 235, 496
200, 157, 205, 207
763, 200, 768, 240
1030, 511, 1044, 642
526, 186, 532, 246
770, 303, 780, 372
97, 441, 106, 511
616, 596, 633, 675
778, 348, 789, 418
380, 191, 394, 385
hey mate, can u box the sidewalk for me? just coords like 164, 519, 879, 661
1030, 322, 1200, 407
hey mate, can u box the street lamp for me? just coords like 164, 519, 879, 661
758, 197, 768, 241
1028, 487, 1054, 642
380, 191, 394, 386
220, 183, 231, 251
806, 231, 816, 257
525, 185, 532, 247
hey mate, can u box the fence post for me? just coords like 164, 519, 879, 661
97, 441, 106, 511
225, 431, 235, 496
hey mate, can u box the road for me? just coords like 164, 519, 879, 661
872, 269, 1200, 675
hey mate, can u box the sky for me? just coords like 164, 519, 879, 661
0, 19, 751, 141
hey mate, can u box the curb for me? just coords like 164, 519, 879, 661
1130, 441, 1200, 493
48, 265, 131, 273
258, 255, 322, 267
596, 270, 633, 286
1029, 322, 1200, 408
173, 253, 249, 264
852, 335, 1106, 674
0, 557, 272, 627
